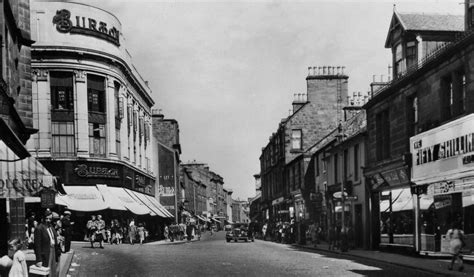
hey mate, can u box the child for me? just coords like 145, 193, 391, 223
8, 238, 27, 277
137, 223, 145, 245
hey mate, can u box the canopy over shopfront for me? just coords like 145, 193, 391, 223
56, 185, 173, 218
0, 140, 55, 198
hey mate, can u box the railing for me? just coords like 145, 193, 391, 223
372, 29, 474, 98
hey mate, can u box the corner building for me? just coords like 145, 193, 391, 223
26, 1, 172, 239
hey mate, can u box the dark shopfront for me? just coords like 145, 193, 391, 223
31, 160, 170, 241
367, 166, 413, 251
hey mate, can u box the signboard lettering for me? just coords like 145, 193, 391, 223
74, 164, 119, 179
53, 9, 120, 46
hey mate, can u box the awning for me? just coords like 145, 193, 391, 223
211, 218, 221, 223
96, 185, 126, 211
107, 187, 150, 215
56, 186, 108, 212
128, 190, 167, 218
226, 220, 234, 224
145, 195, 174, 218
0, 140, 54, 198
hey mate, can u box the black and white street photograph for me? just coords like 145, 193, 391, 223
1, 0, 474, 276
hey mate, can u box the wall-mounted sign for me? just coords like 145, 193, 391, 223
52, 9, 120, 46
410, 114, 474, 184
74, 164, 120, 179
40, 188, 56, 208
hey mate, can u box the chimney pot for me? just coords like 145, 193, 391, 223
323, 66, 327, 75
308, 67, 312, 76
341, 66, 345, 75
312, 66, 317, 76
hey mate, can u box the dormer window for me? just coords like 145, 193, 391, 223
394, 44, 404, 76
406, 41, 417, 69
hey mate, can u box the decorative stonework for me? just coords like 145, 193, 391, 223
33, 69, 48, 82
107, 76, 115, 88
74, 70, 86, 82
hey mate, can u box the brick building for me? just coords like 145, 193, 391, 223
363, 9, 468, 252
260, 67, 348, 224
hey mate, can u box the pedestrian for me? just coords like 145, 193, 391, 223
96, 215, 105, 249
262, 223, 267, 241
164, 225, 169, 241
447, 223, 465, 271
129, 220, 137, 245
61, 211, 73, 253
86, 215, 97, 248
34, 210, 60, 276
137, 223, 145, 245
8, 238, 27, 277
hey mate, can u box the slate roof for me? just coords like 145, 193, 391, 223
397, 12, 464, 32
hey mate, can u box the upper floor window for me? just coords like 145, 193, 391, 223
376, 109, 390, 161
334, 154, 339, 184
406, 41, 417, 69
291, 129, 302, 150
50, 72, 73, 110
394, 44, 404, 76
354, 144, 359, 181
87, 75, 105, 113
89, 123, 106, 157
52, 121, 75, 156
343, 149, 348, 181
114, 82, 121, 119
407, 96, 418, 136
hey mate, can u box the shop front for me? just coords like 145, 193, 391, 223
410, 114, 474, 254
0, 139, 56, 255
367, 165, 412, 250
34, 160, 172, 240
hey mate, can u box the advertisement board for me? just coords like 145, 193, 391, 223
410, 114, 474, 184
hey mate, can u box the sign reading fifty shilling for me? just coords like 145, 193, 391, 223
52, 9, 120, 46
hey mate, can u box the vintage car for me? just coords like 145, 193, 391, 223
226, 223, 254, 242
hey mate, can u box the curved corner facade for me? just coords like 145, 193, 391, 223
27, 2, 159, 218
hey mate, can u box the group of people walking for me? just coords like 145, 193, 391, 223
86, 216, 149, 247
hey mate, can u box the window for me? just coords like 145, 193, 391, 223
89, 123, 106, 157
376, 110, 390, 161
52, 122, 75, 156
441, 76, 454, 120
116, 128, 121, 158
334, 154, 339, 184
87, 75, 105, 113
114, 82, 121, 118
316, 155, 320, 176
354, 144, 359, 181
407, 96, 418, 136
394, 44, 404, 77
291, 129, 302, 150
50, 72, 74, 110
343, 149, 348, 181
406, 41, 417, 69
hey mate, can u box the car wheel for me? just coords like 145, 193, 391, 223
252, 239, 255, 242
234, 239, 237, 242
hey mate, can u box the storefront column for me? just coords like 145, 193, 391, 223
414, 192, 421, 252
31, 69, 51, 157
106, 76, 117, 158
75, 70, 89, 157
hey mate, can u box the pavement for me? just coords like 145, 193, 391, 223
25, 248, 74, 277
283, 239, 474, 276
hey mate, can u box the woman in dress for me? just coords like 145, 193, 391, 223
129, 220, 137, 245
8, 238, 27, 277
137, 223, 145, 245
447, 222, 465, 271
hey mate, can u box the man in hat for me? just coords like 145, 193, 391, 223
96, 215, 105, 248
61, 211, 74, 253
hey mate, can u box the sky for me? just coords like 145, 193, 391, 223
78, 0, 463, 200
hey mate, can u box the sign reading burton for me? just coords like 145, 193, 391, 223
52, 9, 120, 46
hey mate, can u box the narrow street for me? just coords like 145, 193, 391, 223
66, 232, 442, 277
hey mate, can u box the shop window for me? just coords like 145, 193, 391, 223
87, 75, 105, 113
89, 123, 106, 157
376, 109, 390, 161
50, 72, 74, 110
51, 121, 75, 156
291, 129, 302, 150
379, 188, 414, 246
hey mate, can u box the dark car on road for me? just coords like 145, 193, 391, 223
226, 223, 254, 242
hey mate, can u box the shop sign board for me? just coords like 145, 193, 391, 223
40, 189, 56, 208
410, 114, 474, 184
